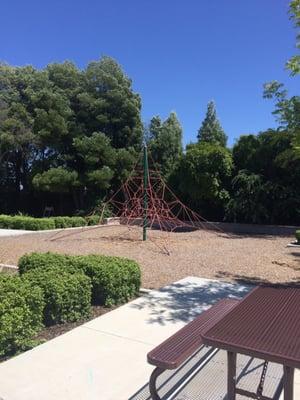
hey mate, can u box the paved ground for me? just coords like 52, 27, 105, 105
0, 277, 298, 400
0, 229, 30, 237
0, 225, 299, 288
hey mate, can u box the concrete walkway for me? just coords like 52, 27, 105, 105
0, 229, 31, 237
0, 277, 297, 399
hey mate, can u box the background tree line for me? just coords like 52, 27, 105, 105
0, 1, 299, 224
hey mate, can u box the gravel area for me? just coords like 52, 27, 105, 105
0, 225, 299, 288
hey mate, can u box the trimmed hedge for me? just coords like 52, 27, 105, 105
0, 214, 89, 230
50, 216, 87, 228
86, 215, 101, 226
75, 255, 141, 305
0, 274, 44, 357
18, 252, 74, 274
18, 252, 141, 306
295, 230, 300, 244
22, 268, 91, 325
0, 215, 55, 230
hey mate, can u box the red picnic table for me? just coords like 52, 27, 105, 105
202, 285, 300, 400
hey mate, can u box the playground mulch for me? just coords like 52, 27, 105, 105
0, 225, 299, 288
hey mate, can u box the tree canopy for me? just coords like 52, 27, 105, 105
197, 101, 227, 147
0, 57, 142, 214
147, 112, 183, 177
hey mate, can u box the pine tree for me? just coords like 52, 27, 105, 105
197, 101, 227, 147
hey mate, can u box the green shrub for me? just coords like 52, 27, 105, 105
86, 215, 101, 226
0, 215, 55, 230
73, 255, 141, 305
0, 214, 87, 231
295, 230, 300, 243
0, 215, 10, 228
18, 252, 74, 275
50, 216, 86, 229
50, 217, 69, 228
0, 274, 44, 357
69, 216, 86, 227
22, 268, 91, 325
18, 252, 141, 306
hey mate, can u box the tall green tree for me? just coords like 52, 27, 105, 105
148, 112, 183, 177
225, 171, 269, 223
84, 56, 142, 149
172, 142, 233, 218
0, 56, 143, 214
197, 101, 227, 147
229, 129, 300, 224
286, 0, 300, 75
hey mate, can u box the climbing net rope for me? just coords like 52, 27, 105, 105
96, 153, 227, 254
50, 150, 228, 254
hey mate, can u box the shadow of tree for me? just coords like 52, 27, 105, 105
216, 270, 300, 287
131, 279, 251, 325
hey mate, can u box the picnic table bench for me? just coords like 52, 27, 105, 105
147, 298, 239, 400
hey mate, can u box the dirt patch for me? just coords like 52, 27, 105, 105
0, 225, 299, 288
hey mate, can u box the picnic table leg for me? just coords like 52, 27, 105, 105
284, 365, 294, 400
227, 351, 236, 400
149, 367, 164, 400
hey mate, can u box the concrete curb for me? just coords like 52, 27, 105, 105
0, 263, 18, 273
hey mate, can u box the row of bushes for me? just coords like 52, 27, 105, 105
0, 214, 102, 231
0, 252, 141, 358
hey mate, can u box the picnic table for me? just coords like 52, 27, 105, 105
202, 285, 300, 400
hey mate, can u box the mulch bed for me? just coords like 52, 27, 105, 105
36, 304, 118, 342
0, 304, 118, 364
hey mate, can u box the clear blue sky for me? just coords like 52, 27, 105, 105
1, 0, 299, 146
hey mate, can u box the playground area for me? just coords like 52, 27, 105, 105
1, 224, 299, 288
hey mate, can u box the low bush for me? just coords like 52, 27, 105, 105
0, 214, 88, 231
86, 215, 101, 226
18, 252, 74, 275
75, 255, 141, 305
18, 252, 141, 306
51, 216, 87, 229
295, 230, 300, 243
0, 274, 44, 357
22, 268, 91, 325
69, 216, 87, 227
0, 215, 55, 230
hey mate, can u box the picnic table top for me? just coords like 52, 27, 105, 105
202, 285, 300, 368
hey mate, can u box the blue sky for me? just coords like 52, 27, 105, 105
1, 0, 299, 146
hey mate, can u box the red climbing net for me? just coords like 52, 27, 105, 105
105, 168, 212, 232
50, 151, 226, 254
96, 153, 225, 254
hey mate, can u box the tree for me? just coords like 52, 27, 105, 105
32, 167, 79, 213
173, 142, 232, 218
0, 56, 143, 215
232, 135, 260, 172
148, 112, 183, 177
0, 65, 37, 198
230, 129, 300, 224
73, 132, 116, 190
197, 101, 227, 147
84, 56, 142, 149
286, 0, 300, 75
225, 171, 269, 223
263, 81, 300, 132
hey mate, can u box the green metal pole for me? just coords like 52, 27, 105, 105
143, 144, 148, 241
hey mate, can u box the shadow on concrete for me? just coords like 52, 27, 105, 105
131, 279, 251, 325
